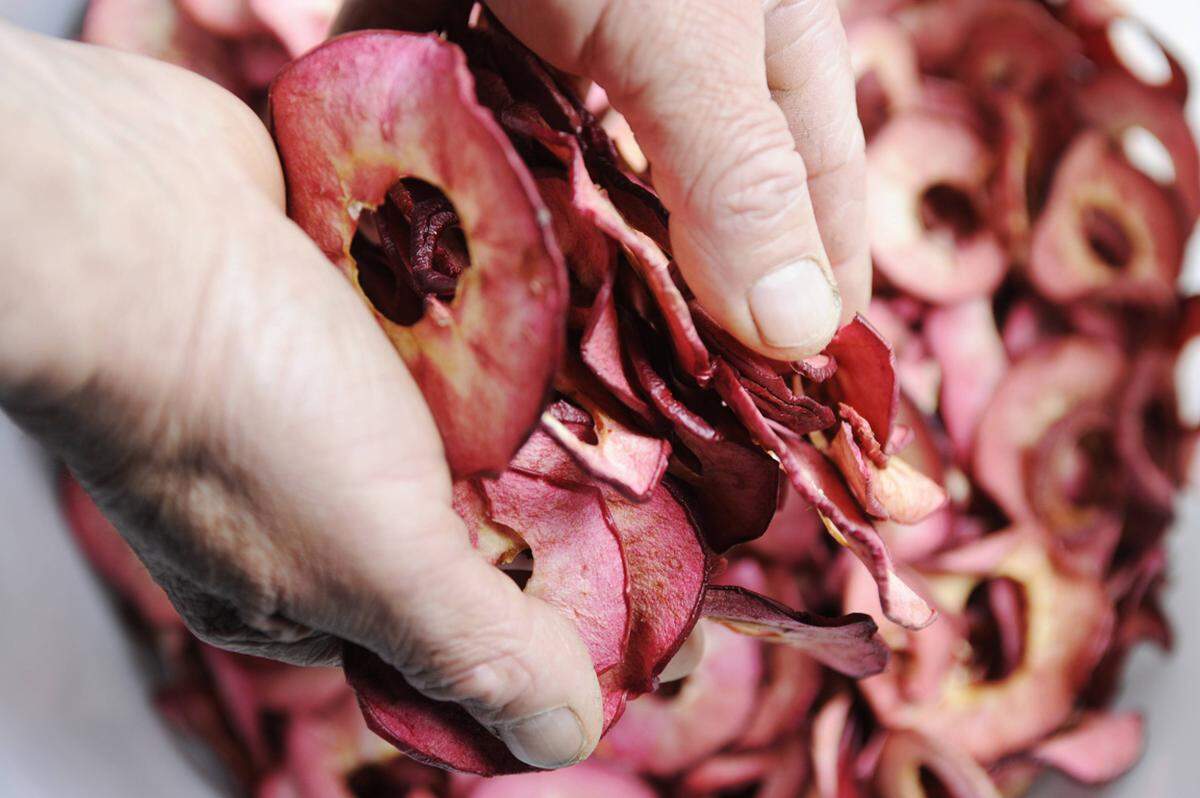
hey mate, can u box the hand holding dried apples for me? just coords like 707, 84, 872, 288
0, 0, 881, 776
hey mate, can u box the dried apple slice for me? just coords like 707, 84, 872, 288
1029, 132, 1183, 306
624, 329, 781, 551
595, 621, 762, 777
955, 0, 1081, 96
867, 112, 1006, 303
1118, 352, 1185, 509
824, 315, 900, 446
848, 17, 921, 138
537, 396, 670, 503
702, 585, 888, 678
924, 300, 1007, 461
597, 482, 711, 694
850, 528, 1114, 764
712, 360, 935, 630
1029, 712, 1144, 785
496, 98, 712, 382
973, 337, 1124, 521
83, 0, 245, 94
467, 762, 657, 798
270, 32, 568, 477
826, 420, 947, 525
347, 473, 629, 775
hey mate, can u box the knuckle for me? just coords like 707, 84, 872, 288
691, 113, 810, 231
405, 634, 538, 719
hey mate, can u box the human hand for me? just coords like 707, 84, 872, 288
0, 22, 602, 770
339, 0, 871, 358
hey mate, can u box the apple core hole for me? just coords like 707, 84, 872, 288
352, 178, 470, 327
965, 577, 1027, 682
856, 71, 890, 139
499, 550, 535, 590
1082, 207, 1133, 269
918, 766, 954, 798
919, 183, 980, 241
1123, 126, 1176, 184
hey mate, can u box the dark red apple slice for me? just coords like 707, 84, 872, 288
598, 481, 711, 693
1029, 131, 1182, 306
824, 315, 900, 446
867, 112, 1007, 303
270, 32, 568, 477
702, 585, 888, 678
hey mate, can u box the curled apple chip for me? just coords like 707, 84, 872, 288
826, 417, 948, 525
1078, 71, 1200, 223
270, 32, 568, 477
702, 585, 888, 678
537, 396, 670, 502
867, 112, 1007, 303
1029, 132, 1182, 306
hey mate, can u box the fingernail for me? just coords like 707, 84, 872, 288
493, 706, 586, 769
748, 259, 841, 350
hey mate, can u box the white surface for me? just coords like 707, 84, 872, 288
0, 1, 1198, 796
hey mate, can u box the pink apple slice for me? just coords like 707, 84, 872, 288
867, 112, 1007, 303
1029, 131, 1183, 306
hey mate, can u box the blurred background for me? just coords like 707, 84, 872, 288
1, 1, 1198, 796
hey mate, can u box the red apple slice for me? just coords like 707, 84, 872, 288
270, 32, 568, 477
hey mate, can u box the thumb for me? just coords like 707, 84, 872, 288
488, 0, 845, 359
328, 498, 604, 770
